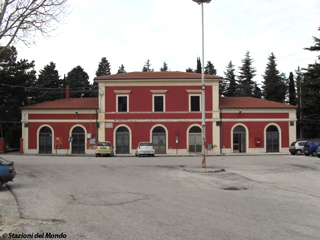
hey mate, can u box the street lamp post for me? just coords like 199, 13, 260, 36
192, 0, 211, 168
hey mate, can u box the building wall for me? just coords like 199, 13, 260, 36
220, 108, 296, 153
104, 85, 213, 113
104, 121, 213, 154
21, 110, 98, 154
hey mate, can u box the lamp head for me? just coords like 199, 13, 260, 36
192, 0, 211, 4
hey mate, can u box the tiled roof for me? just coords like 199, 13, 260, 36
94, 71, 222, 81
220, 97, 296, 109
21, 98, 98, 109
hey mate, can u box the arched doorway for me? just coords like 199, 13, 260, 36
233, 125, 246, 153
39, 126, 52, 154
152, 126, 166, 154
266, 125, 279, 152
116, 127, 130, 154
72, 127, 85, 154
189, 126, 201, 154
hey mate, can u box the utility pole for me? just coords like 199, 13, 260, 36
192, 0, 211, 168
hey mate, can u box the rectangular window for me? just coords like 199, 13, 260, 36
190, 95, 200, 112
117, 96, 128, 112
154, 95, 164, 112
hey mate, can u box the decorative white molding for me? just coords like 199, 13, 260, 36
186, 89, 202, 93
150, 90, 168, 94
113, 90, 131, 94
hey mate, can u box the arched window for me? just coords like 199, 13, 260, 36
233, 125, 246, 153
152, 126, 166, 154
116, 127, 130, 154
189, 126, 201, 153
39, 127, 52, 154
266, 125, 279, 152
72, 127, 85, 154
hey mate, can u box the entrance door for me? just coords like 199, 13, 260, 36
39, 127, 52, 154
116, 127, 130, 154
152, 127, 166, 154
72, 127, 85, 154
266, 125, 279, 152
189, 126, 202, 153
233, 126, 246, 153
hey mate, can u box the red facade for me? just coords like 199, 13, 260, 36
21, 72, 296, 155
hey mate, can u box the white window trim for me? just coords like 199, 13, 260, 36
116, 95, 129, 113
152, 94, 166, 112
189, 94, 201, 112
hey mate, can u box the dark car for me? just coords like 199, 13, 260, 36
0, 157, 16, 190
316, 146, 320, 158
304, 140, 320, 156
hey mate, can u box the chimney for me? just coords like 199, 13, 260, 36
66, 85, 70, 100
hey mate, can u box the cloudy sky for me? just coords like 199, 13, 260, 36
17, 0, 320, 84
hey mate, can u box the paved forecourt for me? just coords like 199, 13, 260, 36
1, 154, 320, 240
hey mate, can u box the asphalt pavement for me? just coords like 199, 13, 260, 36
0, 153, 320, 240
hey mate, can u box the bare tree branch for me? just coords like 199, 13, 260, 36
0, 0, 70, 55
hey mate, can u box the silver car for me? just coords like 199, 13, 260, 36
289, 141, 307, 155
135, 142, 155, 157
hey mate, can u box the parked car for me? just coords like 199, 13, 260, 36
135, 142, 155, 157
96, 141, 114, 157
0, 157, 16, 190
316, 146, 320, 158
289, 141, 307, 155
304, 140, 320, 156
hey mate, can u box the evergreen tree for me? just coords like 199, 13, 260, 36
66, 66, 91, 98
142, 59, 154, 72
224, 61, 238, 97
160, 61, 168, 72
301, 63, 320, 138
96, 57, 111, 77
253, 83, 262, 98
204, 61, 217, 75
288, 72, 296, 105
295, 66, 304, 139
304, 27, 320, 59
238, 51, 257, 96
300, 27, 320, 138
0, 46, 36, 144
298, 28, 320, 138
186, 67, 193, 73
261, 52, 286, 103
34, 62, 63, 103
196, 57, 202, 73
117, 64, 126, 74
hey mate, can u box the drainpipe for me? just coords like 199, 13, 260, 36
220, 111, 223, 154
95, 108, 99, 145
66, 85, 70, 100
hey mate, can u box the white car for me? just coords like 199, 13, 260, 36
135, 142, 155, 157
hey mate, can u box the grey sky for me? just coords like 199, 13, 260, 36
18, 0, 320, 84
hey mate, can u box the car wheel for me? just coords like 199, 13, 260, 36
152, 154, 155, 157
312, 151, 317, 157
296, 150, 302, 155
290, 152, 295, 155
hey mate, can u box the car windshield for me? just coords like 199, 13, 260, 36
305, 142, 310, 147
0, 158, 10, 165
290, 142, 296, 146
140, 143, 152, 146
314, 141, 320, 146
98, 142, 111, 146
